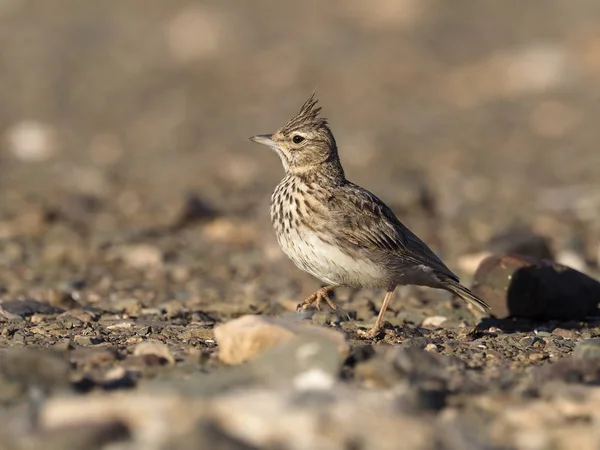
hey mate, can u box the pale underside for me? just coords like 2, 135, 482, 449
277, 226, 437, 289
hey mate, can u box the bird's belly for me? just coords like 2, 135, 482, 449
277, 228, 387, 288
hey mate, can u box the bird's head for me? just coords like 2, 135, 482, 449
249, 94, 343, 177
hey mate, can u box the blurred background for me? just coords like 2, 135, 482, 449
0, 0, 600, 312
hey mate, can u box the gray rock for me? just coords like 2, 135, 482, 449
573, 338, 600, 360
1, 299, 63, 317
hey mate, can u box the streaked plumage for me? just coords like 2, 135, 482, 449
250, 95, 489, 338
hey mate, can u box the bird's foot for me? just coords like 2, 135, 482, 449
296, 286, 350, 320
357, 324, 384, 339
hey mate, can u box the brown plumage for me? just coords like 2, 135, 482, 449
249, 94, 489, 338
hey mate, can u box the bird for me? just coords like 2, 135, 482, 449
249, 94, 490, 338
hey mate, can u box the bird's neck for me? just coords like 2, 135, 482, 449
288, 158, 346, 186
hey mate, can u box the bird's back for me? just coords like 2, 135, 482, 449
320, 181, 460, 285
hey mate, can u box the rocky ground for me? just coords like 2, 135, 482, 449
2, 1, 600, 449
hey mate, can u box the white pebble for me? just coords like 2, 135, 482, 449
6, 120, 57, 162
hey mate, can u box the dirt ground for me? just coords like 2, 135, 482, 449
2, 1, 600, 449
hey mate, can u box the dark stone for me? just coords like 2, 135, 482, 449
0, 348, 71, 407
471, 254, 600, 320
170, 193, 219, 231
400, 337, 433, 350
345, 345, 376, 367
533, 357, 600, 385
1, 298, 64, 317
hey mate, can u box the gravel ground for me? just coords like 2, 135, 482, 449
2, 1, 600, 449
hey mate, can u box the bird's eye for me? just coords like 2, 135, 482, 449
292, 135, 305, 144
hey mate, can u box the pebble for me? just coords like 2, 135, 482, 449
552, 328, 576, 339
73, 335, 102, 346
250, 334, 345, 388
421, 316, 448, 328
178, 326, 214, 340
213, 315, 350, 365
70, 347, 116, 368
111, 298, 143, 316
133, 341, 176, 366
115, 244, 163, 269
573, 339, 600, 360
528, 353, 546, 362
6, 120, 57, 162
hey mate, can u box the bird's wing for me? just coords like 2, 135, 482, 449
324, 182, 458, 281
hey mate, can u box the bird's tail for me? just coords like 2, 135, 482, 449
443, 279, 490, 313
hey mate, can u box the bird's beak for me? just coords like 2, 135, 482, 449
248, 134, 275, 146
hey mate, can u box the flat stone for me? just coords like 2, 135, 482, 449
0, 299, 63, 317
0, 348, 70, 394
133, 341, 176, 365
214, 315, 350, 365
421, 316, 448, 329
248, 334, 345, 389
573, 339, 600, 360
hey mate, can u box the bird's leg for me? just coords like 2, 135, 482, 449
297, 285, 349, 318
358, 288, 396, 338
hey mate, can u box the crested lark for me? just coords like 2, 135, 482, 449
249, 94, 490, 338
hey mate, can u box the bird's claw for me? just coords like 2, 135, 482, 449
296, 288, 351, 320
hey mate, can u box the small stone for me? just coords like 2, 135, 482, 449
70, 347, 117, 368
29, 314, 46, 324
178, 325, 213, 340
249, 335, 345, 388
214, 315, 350, 365
133, 341, 175, 365
518, 336, 537, 347
421, 316, 448, 328
157, 300, 185, 317
136, 326, 151, 336
74, 336, 101, 346
169, 265, 191, 283
105, 322, 133, 331
528, 352, 546, 361
424, 343, 438, 352
111, 298, 142, 316
552, 328, 576, 339
116, 244, 163, 269
573, 339, 600, 360
6, 120, 57, 162
60, 309, 97, 324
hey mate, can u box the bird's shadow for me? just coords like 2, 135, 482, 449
475, 316, 600, 334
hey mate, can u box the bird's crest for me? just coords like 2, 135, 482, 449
281, 93, 329, 134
